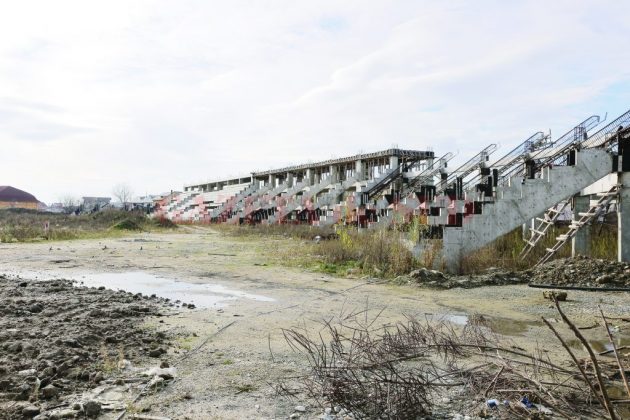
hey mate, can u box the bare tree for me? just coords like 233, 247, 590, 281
112, 184, 133, 209
59, 195, 79, 214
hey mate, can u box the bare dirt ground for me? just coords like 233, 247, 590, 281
1, 226, 629, 419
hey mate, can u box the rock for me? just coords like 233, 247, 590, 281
290, 414, 300, 419
22, 405, 41, 417
18, 368, 36, 376
149, 348, 166, 357
409, 268, 446, 283
29, 303, 44, 313
49, 408, 77, 419
543, 291, 567, 301
84, 400, 101, 418
295, 405, 307, 412
41, 384, 60, 399
0, 379, 11, 390
7, 341, 23, 353
148, 376, 165, 389
159, 361, 170, 368
92, 372, 103, 384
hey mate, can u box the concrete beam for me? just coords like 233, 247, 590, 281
572, 195, 591, 257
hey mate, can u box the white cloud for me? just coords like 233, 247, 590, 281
0, 0, 629, 203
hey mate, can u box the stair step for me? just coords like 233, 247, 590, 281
536, 217, 552, 224
556, 235, 569, 241
597, 191, 618, 197
578, 212, 596, 217
545, 248, 555, 253
530, 228, 545, 235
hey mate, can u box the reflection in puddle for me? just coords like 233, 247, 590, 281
73, 272, 275, 308
567, 337, 630, 354
425, 313, 541, 336
3, 270, 275, 309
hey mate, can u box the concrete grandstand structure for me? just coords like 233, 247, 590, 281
154, 109, 630, 271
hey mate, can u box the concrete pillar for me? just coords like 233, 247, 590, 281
305, 169, 313, 186
268, 174, 274, 187
390, 155, 399, 170
572, 195, 591, 257
619, 172, 630, 262
355, 160, 364, 181
286, 172, 294, 188
330, 165, 339, 184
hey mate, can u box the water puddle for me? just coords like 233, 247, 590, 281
425, 313, 541, 336
2, 270, 275, 309
567, 337, 630, 354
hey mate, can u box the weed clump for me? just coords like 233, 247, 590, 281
153, 216, 177, 229
111, 219, 142, 231
312, 227, 419, 278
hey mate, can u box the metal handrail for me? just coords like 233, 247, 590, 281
497, 115, 601, 186
435, 144, 497, 195
462, 132, 547, 193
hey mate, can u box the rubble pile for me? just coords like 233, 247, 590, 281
399, 268, 527, 289
527, 255, 630, 289
0, 275, 173, 419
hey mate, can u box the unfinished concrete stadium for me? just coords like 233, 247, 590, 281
154, 109, 630, 272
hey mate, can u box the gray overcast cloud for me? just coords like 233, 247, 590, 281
1, 0, 629, 203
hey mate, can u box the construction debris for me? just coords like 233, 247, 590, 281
528, 256, 630, 289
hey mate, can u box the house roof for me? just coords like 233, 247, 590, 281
0, 186, 39, 203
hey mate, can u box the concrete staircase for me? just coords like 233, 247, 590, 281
439, 148, 613, 271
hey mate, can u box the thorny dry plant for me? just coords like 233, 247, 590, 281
277, 300, 629, 419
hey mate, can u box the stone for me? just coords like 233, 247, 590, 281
295, 405, 306, 412
7, 342, 23, 353
22, 405, 41, 417
148, 376, 165, 389
84, 400, 101, 418
17, 368, 36, 376
50, 409, 77, 419
149, 348, 165, 357
543, 291, 567, 301
41, 384, 60, 399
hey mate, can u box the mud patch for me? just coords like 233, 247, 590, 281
0, 275, 173, 419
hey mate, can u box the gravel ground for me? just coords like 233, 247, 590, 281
0, 228, 628, 419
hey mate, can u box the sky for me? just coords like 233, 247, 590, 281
1, 1, 630, 204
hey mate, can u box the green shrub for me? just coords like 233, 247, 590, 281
111, 219, 142, 231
